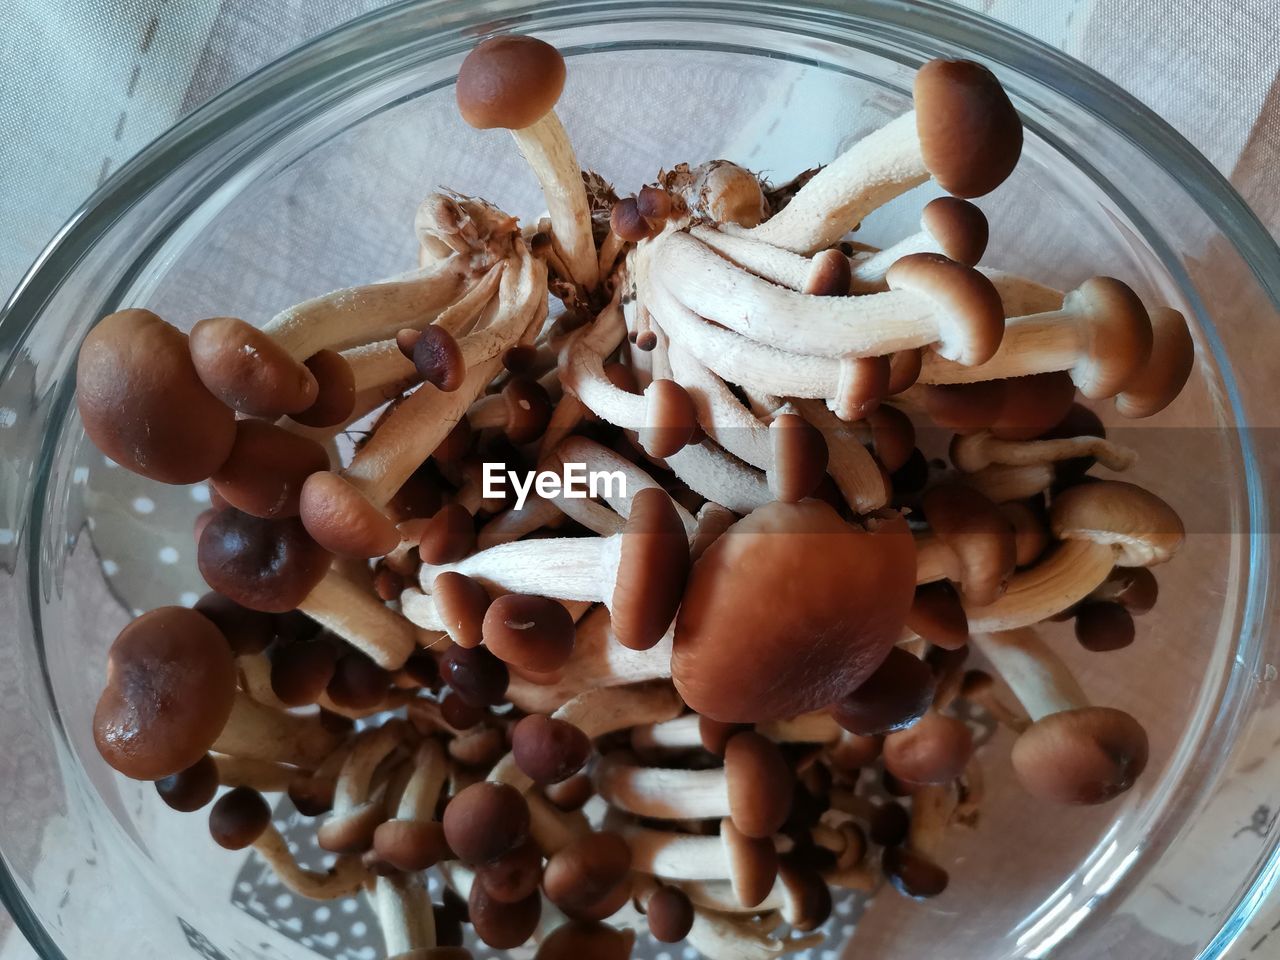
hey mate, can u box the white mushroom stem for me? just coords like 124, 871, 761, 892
676, 879, 784, 914
511, 113, 598, 290
414, 533, 618, 604
341, 340, 417, 395
252, 823, 367, 899
667, 344, 772, 469
792, 399, 889, 512
653, 231, 974, 359
687, 225, 812, 291
962, 540, 1115, 632
375, 872, 436, 955
665, 439, 771, 514
211, 755, 298, 792
908, 781, 958, 862
624, 826, 735, 880
959, 462, 1055, 503
847, 231, 952, 293
726, 111, 929, 254
952, 432, 1137, 473
630, 711, 841, 754
298, 568, 420, 669
970, 629, 1089, 720
339, 249, 544, 507
504, 607, 674, 713
597, 757, 737, 821
528, 791, 591, 855
213, 691, 340, 769
262, 257, 471, 358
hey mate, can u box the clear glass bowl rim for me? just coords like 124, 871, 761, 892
2, 1, 1278, 958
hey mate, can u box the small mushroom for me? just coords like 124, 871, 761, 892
155, 755, 220, 812
417, 501, 476, 566
664, 159, 768, 227
482, 594, 576, 673
973, 629, 1148, 803
542, 830, 633, 917
1114, 306, 1194, 417
847, 197, 989, 292
317, 722, 405, 853
831, 647, 937, 736
210, 419, 330, 519
372, 739, 451, 870
75, 309, 236, 482
882, 711, 974, 786
457, 35, 597, 290
511, 714, 591, 785
467, 377, 554, 443
883, 781, 955, 899
913, 483, 1017, 605
442, 781, 530, 864
644, 886, 695, 943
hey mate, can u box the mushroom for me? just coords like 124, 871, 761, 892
442, 780, 531, 865
316, 721, 405, 853
958, 461, 1056, 504
882, 711, 974, 786
299, 250, 545, 558
673, 500, 916, 722
911, 483, 1017, 605
918, 277, 1154, 399
653, 233, 1005, 366
724, 58, 1021, 254
596, 732, 793, 838
511, 714, 591, 785
1114, 307, 1194, 417
209, 419, 330, 518
883, 781, 955, 899
904, 370, 1077, 440
372, 739, 451, 871
466, 377, 554, 443
155, 755, 220, 812
482, 593, 576, 674
542, 830, 633, 918
75, 309, 236, 483
963, 480, 1183, 632
904, 582, 970, 651
949, 429, 1137, 474
643, 885, 696, 943
791, 399, 889, 511
831, 646, 937, 736
413, 487, 689, 651
846, 197, 989, 292
209, 755, 298, 793
971, 629, 1149, 803
622, 822, 778, 909
663, 160, 769, 227
456, 35, 597, 290
628, 711, 841, 756
374, 872, 440, 960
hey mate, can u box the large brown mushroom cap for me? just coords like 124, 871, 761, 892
198, 509, 333, 613
831, 646, 937, 735
512, 714, 591, 785
442, 781, 530, 864
1011, 706, 1148, 804
913, 58, 1023, 198
483, 594, 575, 672
76, 309, 236, 483
456, 35, 566, 131
723, 731, 794, 838
1050, 480, 1184, 567
535, 921, 635, 959
610, 488, 691, 651
189, 316, 318, 416
921, 484, 1017, 605
93, 607, 236, 780
211, 419, 329, 519
299, 471, 401, 559
673, 500, 916, 722
886, 254, 1004, 367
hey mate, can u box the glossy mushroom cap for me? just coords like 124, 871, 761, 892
327, 651, 391, 709
209, 786, 271, 850
512, 714, 591, 784
373, 818, 450, 871
433, 572, 491, 650
469, 881, 542, 949
882, 711, 974, 785
832, 646, 937, 736
542, 831, 632, 914
645, 887, 695, 943
198, 509, 332, 613
886, 254, 1004, 366
768, 412, 829, 503
642, 380, 699, 459
497, 378, 555, 444
610, 488, 691, 651
913, 58, 1023, 198
456, 35, 566, 130
1062, 277, 1154, 399
723, 731, 794, 838
76, 309, 236, 483
1115, 306, 1194, 418
442, 782, 530, 864
637, 184, 672, 223
805, 248, 853, 297
411, 325, 466, 392
611, 198, 652, 243
155, 754, 219, 812
1050, 480, 1184, 567
483, 594, 574, 672
441, 643, 509, 706
299, 470, 400, 559
1011, 706, 1148, 804
93, 607, 236, 780
210, 420, 329, 518
883, 846, 949, 899
673, 500, 916, 722
189, 316, 317, 416
921, 483, 1017, 605
721, 817, 778, 908
905, 582, 969, 650
921, 197, 989, 266
292, 349, 356, 427
536, 920, 635, 960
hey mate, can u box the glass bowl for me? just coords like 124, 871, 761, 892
1, 1, 1278, 958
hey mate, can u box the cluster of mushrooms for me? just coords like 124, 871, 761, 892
78, 33, 1194, 960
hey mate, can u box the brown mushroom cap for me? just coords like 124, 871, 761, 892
419, 504, 477, 566
1063, 278, 1154, 400
76, 309, 237, 483
642, 380, 699, 459
189, 316, 318, 416
883, 846, 949, 899
905, 582, 969, 650
542, 831, 632, 913
483, 594, 575, 673
1000, 499, 1050, 567
866, 404, 916, 474
434, 573, 492, 651
155, 754, 219, 812
456, 35, 566, 131
442, 643, 509, 707
832, 646, 937, 736
1074, 601, 1136, 652
291, 350, 356, 427
882, 711, 974, 785
913, 58, 1023, 198
477, 840, 544, 904
498, 378, 554, 444
415, 326, 467, 392
674, 500, 916, 722
645, 886, 695, 943
536, 921, 633, 960
698, 716, 751, 758
470, 881, 542, 949
93, 607, 236, 780
805, 248, 853, 297
722, 731, 794, 838
611, 197, 652, 242
887, 348, 924, 396
198, 509, 332, 613
271, 635, 339, 706
887, 254, 1004, 366
210, 420, 329, 519
373, 818, 450, 871
828, 731, 884, 773
442, 781, 529, 864
768, 412, 829, 503
777, 856, 834, 931
921, 483, 1017, 605
512, 714, 591, 784
298, 471, 400, 559
209, 786, 272, 850
1115, 306, 1194, 418
868, 800, 910, 847
919, 372, 1076, 441
609, 487, 691, 651
1011, 706, 1148, 804
637, 184, 673, 224
193, 591, 275, 655
721, 817, 778, 908
1050, 480, 1184, 566
327, 651, 391, 709
439, 692, 488, 730
920, 197, 988, 266
1091, 566, 1159, 614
